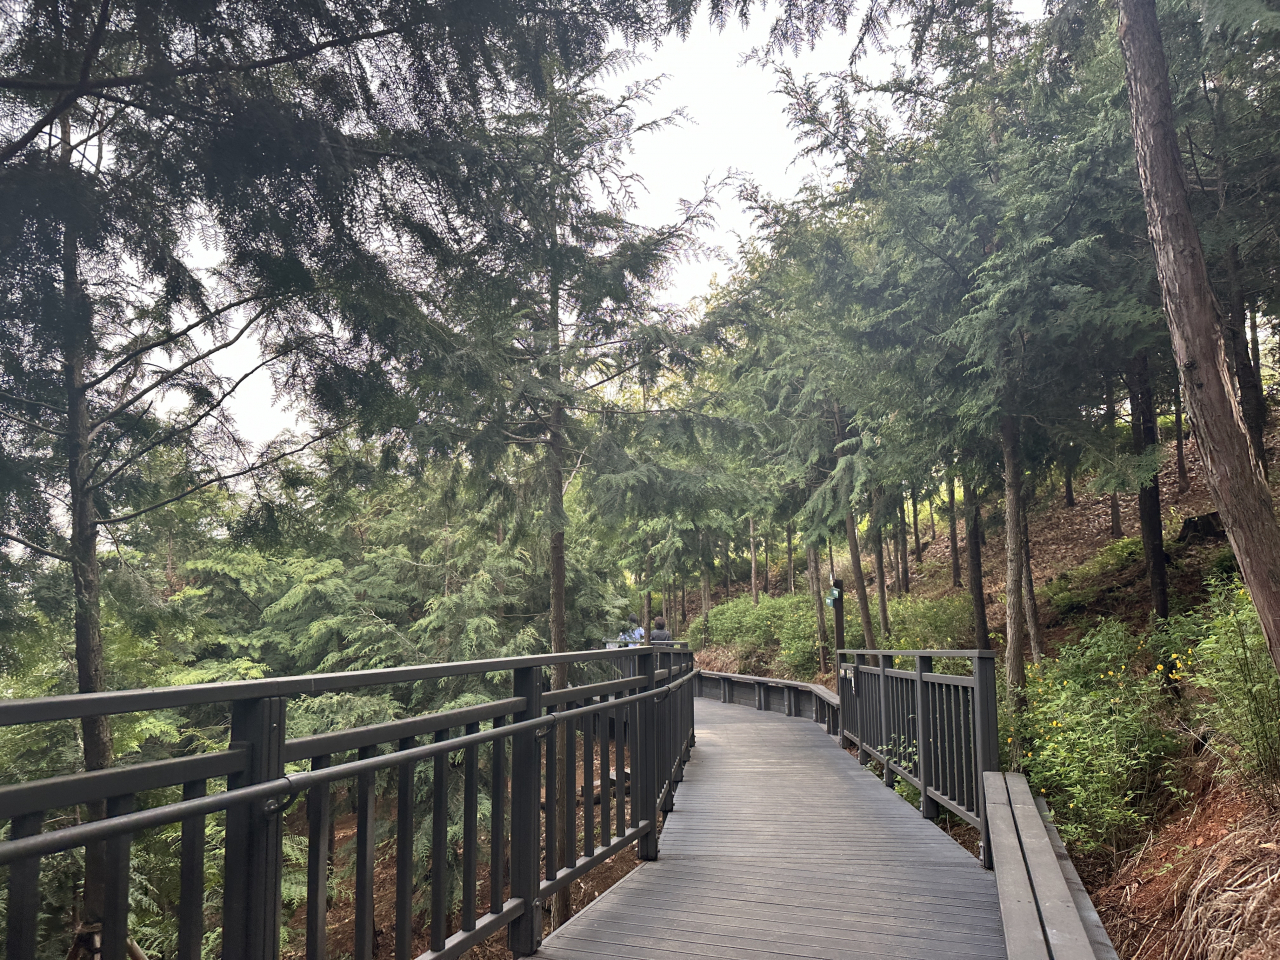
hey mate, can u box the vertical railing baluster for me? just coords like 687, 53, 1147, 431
637, 647, 658, 860
6, 811, 41, 960
103, 794, 136, 960
916, 659, 936, 819
396, 739, 415, 960
508, 666, 543, 956
355, 744, 377, 960
179, 781, 207, 960
603, 701, 614, 844
431, 729, 449, 953
583, 699, 595, 857
627, 681, 639, 832
462, 721, 479, 932
544, 718, 558, 883
564, 710, 577, 868
878, 657, 894, 787
963, 686, 976, 813
306, 756, 331, 960
489, 717, 506, 917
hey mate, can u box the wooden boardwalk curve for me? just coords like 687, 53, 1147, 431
537, 697, 1007, 960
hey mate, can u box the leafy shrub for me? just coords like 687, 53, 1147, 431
1175, 581, 1280, 807
880, 594, 973, 650
1043, 537, 1144, 616
706, 594, 818, 678
1021, 619, 1180, 854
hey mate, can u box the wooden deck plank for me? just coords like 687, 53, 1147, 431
537, 699, 1007, 960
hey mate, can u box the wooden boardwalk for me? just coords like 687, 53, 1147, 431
537, 698, 1007, 960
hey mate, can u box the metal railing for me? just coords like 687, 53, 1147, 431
0, 646, 696, 960
838, 649, 1000, 862
694, 671, 841, 735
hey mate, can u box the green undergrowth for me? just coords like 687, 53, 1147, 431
1042, 537, 1144, 617
1016, 578, 1280, 859
701, 589, 978, 681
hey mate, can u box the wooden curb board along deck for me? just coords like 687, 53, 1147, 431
537, 698, 1008, 960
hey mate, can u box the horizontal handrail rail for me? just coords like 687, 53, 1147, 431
0, 648, 698, 960
0, 647, 644, 725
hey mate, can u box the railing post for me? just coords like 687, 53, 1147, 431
508, 665, 543, 956
222, 696, 286, 960
878, 655, 895, 789
854, 653, 870, 763
916, 656, 938, 820
636, 647, 659, 860
973, 651, 1000, 869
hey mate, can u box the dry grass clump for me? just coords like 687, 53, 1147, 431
1167, 817, 1280, 960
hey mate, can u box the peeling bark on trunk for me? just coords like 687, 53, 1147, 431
846, 511, 876, 649
1226, 245, 1267, 475
1127, 354, 1170, 619
963, 478, 990, 649
1000, 415, 1027, 704
1118, 0, 1280, 674
948, 472, 962, 587
1021, 510, 1043, 665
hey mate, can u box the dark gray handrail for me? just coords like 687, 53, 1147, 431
0, 647, 643, 725
0, 648, 698, 960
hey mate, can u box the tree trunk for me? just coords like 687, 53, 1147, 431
898, 496, 911, 594
787, 522, 795, 594
929, 499, 936, 540
1174, 381, 1191, 493
1127, 354, 1170, 619
948, 472, 962, 588
1064, 461, 1076, 508
963, 477, 990, 649
1000, 415, 1027, 703
846, 511, 876, 649
547, 402, 571, 928
1105, 380, 1126, 538
1118, 0, 1280, 674
872, 526, 891, 640
1021, 509, 1043, 665
911, 485, 922, 563
701, 563, 711, 640
807, 543, 830, 672
1226, 244, 1268, 475
749, 516, 759, 605
763, 534, 770, 595
723, 537, 731, 599
643, 558, 652, 644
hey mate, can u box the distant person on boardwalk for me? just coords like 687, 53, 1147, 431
618, 613, 643, 645
650, 617, 672, 644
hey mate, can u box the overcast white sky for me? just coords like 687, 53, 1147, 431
227, 8, 1039, 440
600, 17, 879, 305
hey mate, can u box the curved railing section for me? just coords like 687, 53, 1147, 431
697, 653, 1119, 960
0, 647, 696, 960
